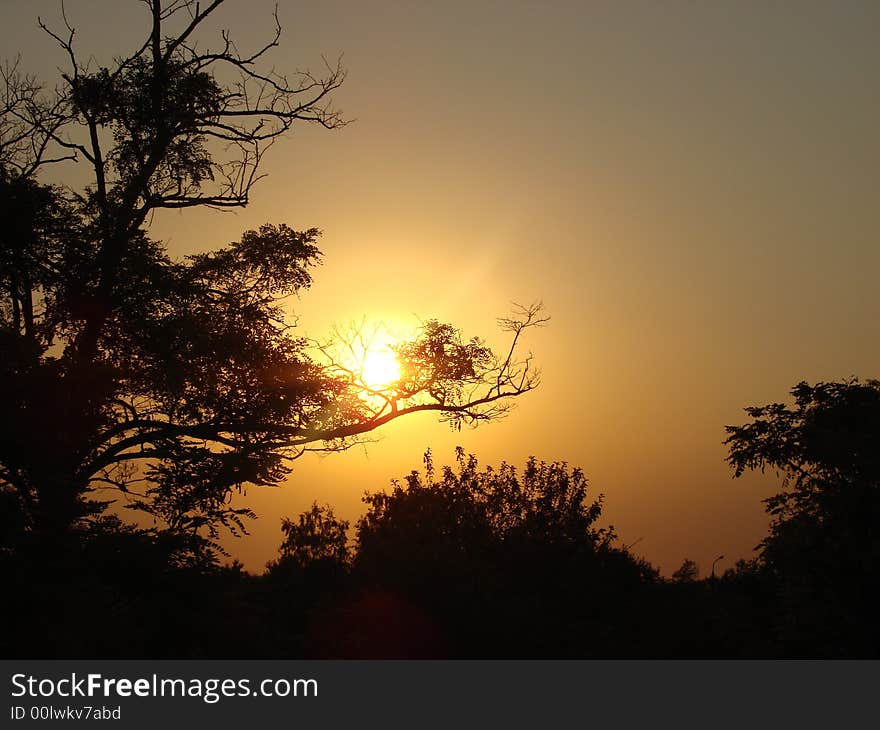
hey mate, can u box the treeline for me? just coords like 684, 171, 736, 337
4, 2, 877, 660
3, 379, 879, 658
1, 449, 705, 658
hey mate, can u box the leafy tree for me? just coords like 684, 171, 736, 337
355, 448, 616, 572
351, 449, 656, 656
671, 558, 699, 583
0, 1, 544, 558
269, 503, 350, 571
725, 378, 880, 560
725, 378, 880, 654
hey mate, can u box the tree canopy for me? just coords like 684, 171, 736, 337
725, 378, 880, 553
725, 378, 880, 654
0, 0, 545, 558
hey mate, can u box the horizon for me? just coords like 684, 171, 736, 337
2, 0, 878, 576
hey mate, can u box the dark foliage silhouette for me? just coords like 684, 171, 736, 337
0, 1, 544, 561
260, 504, 353, 658
270, 503, 351, 570
725, 378, 880, 656
671, 558, 699, 583
4, 419, 878, 657
321, 449, 658, 658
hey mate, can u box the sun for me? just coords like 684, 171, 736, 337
361, 347, 402, 390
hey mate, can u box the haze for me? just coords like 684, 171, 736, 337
3, 0, 878, 574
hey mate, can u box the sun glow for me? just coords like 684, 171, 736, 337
361, 347, 401, 390
322, 318, 415, 395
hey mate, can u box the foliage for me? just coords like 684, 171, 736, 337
725, 378, 880, 556
671, 558, 699, 583
725, 378, 880, 654
271, 503, 350, 569
356, 447, 615, 564
0, 1, 544, 557
347, 449, 656, 656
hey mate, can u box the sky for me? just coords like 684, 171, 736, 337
2, 0, 879, 575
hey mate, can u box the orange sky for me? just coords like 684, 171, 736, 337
3, 0, 879, 575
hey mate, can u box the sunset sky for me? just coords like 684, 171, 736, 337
3, 0, 879, 575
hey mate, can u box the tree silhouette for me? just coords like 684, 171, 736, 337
725, 378, 880, 655
0, 1, 544, 558
344, 449, 655, 657
355, 448, 616, 579
671, 558, 699, 583
270, 503, 350, 571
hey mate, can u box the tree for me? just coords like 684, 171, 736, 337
725, 378, 880, 654
349, 449, 656, 656
355, 448, 616, 571
269, 503, 350, 571
0, 1, 545, 558
671, 559, 699, 583
725, 378, 880, 557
